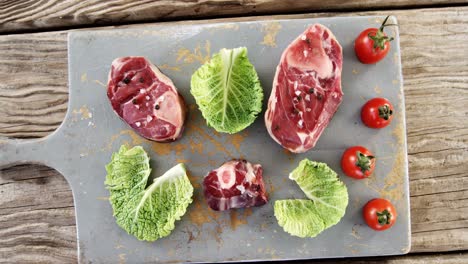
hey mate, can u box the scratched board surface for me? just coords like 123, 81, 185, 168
0, 16, 410, 262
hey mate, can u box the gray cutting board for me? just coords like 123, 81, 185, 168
0, 16, 410, 263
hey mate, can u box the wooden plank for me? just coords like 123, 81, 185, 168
399, 6, 468, 252
0, 33, 68, 138
0, 0, 467, 33
0, 165, 76, 263
1, 6, 467, 261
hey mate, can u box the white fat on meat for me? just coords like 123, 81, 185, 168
297, 119, 304, 128
236, 185, 246, 194
245, 162, 256, 182
322, 34, 332, 50
297, 132, 310, 145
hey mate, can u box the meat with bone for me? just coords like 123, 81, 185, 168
203, 160, 268, 211
107, 57, 186, 142
265, 24, 343, 153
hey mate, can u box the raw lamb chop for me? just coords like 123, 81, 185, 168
203, 160, 268, 211
107, 57, 186, 142
265, 24, 343, 153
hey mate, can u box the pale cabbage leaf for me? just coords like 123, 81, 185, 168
274, 159, 348, 238
105, 145, 193, 241
190, 47, 263, 133
274, 199, 325, 238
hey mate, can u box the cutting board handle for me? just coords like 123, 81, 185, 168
0, 137, 51, 169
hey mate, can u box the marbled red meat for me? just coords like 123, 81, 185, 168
265, 24, 343, 153
203, 160, 268, 211
107, 57, 186, 142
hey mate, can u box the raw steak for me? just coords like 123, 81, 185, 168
107, 57, 186, 142
265, 24, 343, 153
203, 160, 268, 211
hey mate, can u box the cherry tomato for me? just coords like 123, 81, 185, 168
341, 146, 375, 179
354, 16, 395, 64
363, 198, 397, 231
361, 97, 394, 129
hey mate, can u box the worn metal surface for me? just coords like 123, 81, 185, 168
0, 16, 409, 263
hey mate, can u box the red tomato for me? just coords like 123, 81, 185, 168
354, 16, 395, 64
363, 198, 397, 231
361, 97, 394, 129
341, 146, 375, 179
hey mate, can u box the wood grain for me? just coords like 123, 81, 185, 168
0, 0, 467, 33
0, 33, 68, 138
0, 6, 467, 263
0, 165, 76, 263
398, 8, 468, 253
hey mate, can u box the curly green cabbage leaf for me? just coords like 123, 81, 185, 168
190, 47, 263, 133
274, 200, 325, 238
274, 159, 348, 238
105, 145, 194, 241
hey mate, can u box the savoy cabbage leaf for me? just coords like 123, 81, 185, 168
274, 159, 348, 238
190, 47, 263, 133
105, 145, 193, 241
274, 199, 325, 238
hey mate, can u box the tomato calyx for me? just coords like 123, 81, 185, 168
378, 104, 393, 120
376, 209, 392, 225
356, 151, 375, 174
368, 16, 396, 50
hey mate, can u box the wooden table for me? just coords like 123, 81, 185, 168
0, 1, 467, 263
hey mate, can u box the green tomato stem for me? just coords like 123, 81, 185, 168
368, 15, 397, 50
378, 104, 393, 120
356, 151, 375, 174
377, 209, 392, 225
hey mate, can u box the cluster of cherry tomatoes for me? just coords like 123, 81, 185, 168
341, 16, 398, 231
